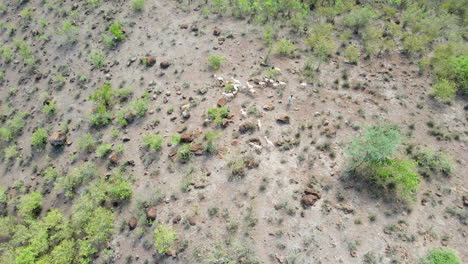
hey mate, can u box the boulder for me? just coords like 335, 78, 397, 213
301, 189, 320, 208
48, 131, 66, 147
160, 61, 170, 69
146, 206, 157, 221
217, 98, 227, 107
263, 102, 275, 111
239, 121, 256, 134
213, 27, 221, 36
180, 133, 193, 143
276, 114, 290, 124
128, 217, 138, 230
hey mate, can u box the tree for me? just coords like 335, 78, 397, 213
345, 124, 401, 169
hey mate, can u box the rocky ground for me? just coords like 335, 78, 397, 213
0, 0, 466, 264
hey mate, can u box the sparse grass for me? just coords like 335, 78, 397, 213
78, 133, 96, 152
208, 105, 229, 125
42, 101, 56, 116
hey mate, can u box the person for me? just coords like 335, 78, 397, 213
287, 95, 295, 105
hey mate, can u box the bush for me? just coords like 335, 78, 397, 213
346, 124, 401, 169
273, 39, 296, 58
109, 22, 125, 41
306, 23, 337, 60
208, 55, 225, 70
4, 144, 19, 160
131, 0, 145, 11
343, 5, 377, 32
432, 79, 457, 102
95, 144, 112, 158
43, 167, 59, 181
78, 133, 95, 152
89, 50, 104, 68
208, 106, 229, 125
57, 21, 78, 43
42, 101, 56, 116
177, 144, 192, 161
414, 148, 454, 177
0, 127, 12, 142
89, 82, 114, 109
18, 192, 42, 218
31, 128, 48, 149
371, 158, 420, 200
142, 134, 163, 151
153, 224, 177, 255
421, 248, 461, 264
402, 34, 429, 56
452, 56, 468, 94
55, 163, 98, 197
344, 44, 360, 64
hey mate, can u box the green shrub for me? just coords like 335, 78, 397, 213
4, 144, 19, 160
95, 144, 112, 158
402, 34, 429, 56
57, 21, 78, 43
208, 54, 225, 70
371, 158, 420, 200
18, 192, 42, 218
78, 133, 95, 152
31, 128, 48, 149
89, 82, 114, 109
0, 46, 13, 63
109, 22, 125, 41
273, 39, 296, 58
55, 163, 98, 197
344, 44, 360, 64
421, 248, 461, 264
414, 148, 454, 177
306, 23, 337, 60
42, 101, 56, 116
0, 127, 12, 142
89, 50, 104, 68
432, 79, 457, 102
171, 134, 181, 145
6, 111, 29, 136
346, 124, 401, 169
452, 56, 468, 94
153, 224, 177, 255
142, 134, 163, 151
131, 0, 145, 11
208, 105, 229, 125
343, 5, 377, 32
177, 144, 192, 161
43, 167, 59, 181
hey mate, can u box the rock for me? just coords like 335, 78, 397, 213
109, 152, 119, 163
146, 206, 157, 221
48, 131, 66, 147
213, 27, 221, 36
128, 217, 138, 230
141, 56, 156, 67
263, 102, 274, 111
276, 114, 290, 124
33, 73, 42, 81
190, 143, 204, 155
173, 215, 182, 224
181, 110, 190, 119
463, 196, 468, 207
179, 24, 189, 29
180, 133, 193, 143
190, 24, 198, 32
217, 98, 227, 107
239, 121, 256, 134
160, 61, 170, 69
301, 189, 320, 208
